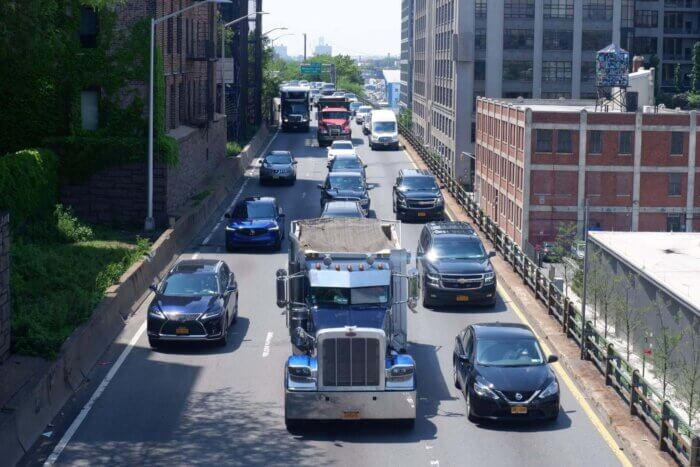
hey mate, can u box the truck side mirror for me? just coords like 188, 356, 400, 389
276, 269, 288, 308
407, 268, 420, 312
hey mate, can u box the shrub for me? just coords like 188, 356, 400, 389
226, 141, 243, 157
0, 148, 57, 229
55, 205, 94, 243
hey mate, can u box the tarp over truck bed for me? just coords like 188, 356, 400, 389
294, 218, 397, 253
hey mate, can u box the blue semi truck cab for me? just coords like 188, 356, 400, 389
275, 218, 420, 430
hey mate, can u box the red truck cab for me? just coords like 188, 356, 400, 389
317, 107, 351, 147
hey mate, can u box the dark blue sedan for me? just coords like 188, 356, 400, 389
147, 259, 238, 348
225, 196, 285, 251
453, 323, 560, 423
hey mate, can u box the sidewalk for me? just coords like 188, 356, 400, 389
400, 136, 673, 467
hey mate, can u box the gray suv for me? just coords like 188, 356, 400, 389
259, 150, 297, 185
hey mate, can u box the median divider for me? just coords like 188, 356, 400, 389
398, 122, 699, 467
0, 124, 273, 466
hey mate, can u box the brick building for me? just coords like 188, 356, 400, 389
475, 96, 700, 253
62, 0, 228, 227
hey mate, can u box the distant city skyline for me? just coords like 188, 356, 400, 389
261, 0, 401, 57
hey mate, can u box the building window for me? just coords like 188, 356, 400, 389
544, 0, 573, 19
504, 29, 534, 50
667, 213, 684, 232
476, 0, 487, 18
79, 6, 99, 48
589, 130, 602, 154
619, 131, 633, 154
635, 10, 658, 28
475, 28, 486, 50
671, 132, 683, 155
542, 92, 571, 98
536, 129, 552, 152
582, 31, 612, 51
475, 61, 485, 80
503, 61, 533, 81
582, 62, 597, 82
80, 90, 99, 131
668, 173, 682, 196
543, 30, 573, 51
583, 0, 613, 21
633, 37, 657, 55
167, 17, 173, 54
504, 0, 534, 19
542, 61, 572, 82
557, 130, 572, 153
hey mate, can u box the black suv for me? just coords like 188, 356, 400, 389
392, 169, 444, 221
416, 222, 497, 308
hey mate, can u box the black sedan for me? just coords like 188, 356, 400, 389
318, 171, 372, 214
147, 259, 238, 348
453, 323, 560, 422
259, 150, 297, 185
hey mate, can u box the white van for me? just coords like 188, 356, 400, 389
368, 109, 399, 150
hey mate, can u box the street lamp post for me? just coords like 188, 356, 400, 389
263, 27, 287, 36
269, 33, 294, 45
220, 11, 268, 120
146, 0, 232, 231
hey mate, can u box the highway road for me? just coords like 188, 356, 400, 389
28, 116, 627, 467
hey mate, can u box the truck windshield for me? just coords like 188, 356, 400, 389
283, 103, 307, 114
373, 122, 396, 132
322, 111, 349, 120
309, 286, 390, 306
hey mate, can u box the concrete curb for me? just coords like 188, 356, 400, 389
0, 124, 273, 467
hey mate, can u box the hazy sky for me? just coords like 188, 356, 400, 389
260, 0, 401, 57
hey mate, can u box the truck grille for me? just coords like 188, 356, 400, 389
440, 273, 484, 289
407, 199, 437, 208
328, 125, 341, 136
321, 337, 381, 387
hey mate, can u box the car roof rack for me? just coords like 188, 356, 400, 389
426, 221, 476, 236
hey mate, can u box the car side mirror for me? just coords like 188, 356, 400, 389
439, 184, 446, 189
276, 269, 289, 308
326, 162, 331, 168
226, 283, 237, 294
224, 213, 231, 219
489, 251, 497, 258
459, 354, 470, 364
258, 159, 263, 164
149, 282, 158, 293
317, 184, 323, 189
279, 213, 286, 218
293, 160, 298, 165
547, 355, 559, 364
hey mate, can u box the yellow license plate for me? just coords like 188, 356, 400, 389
175, 326, 189, 335
456, 295, 470, 302
511, 406, 528, 415
417, 212, 427, 217
342, 411, 361, 420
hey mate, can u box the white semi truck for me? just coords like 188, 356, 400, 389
275, 218, 420, 430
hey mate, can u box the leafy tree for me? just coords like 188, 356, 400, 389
651, 294, 684, 399
693, 41, 700, 93
612, 272, 646, 360
676, 323, 700, 428
674, 63, 682, 93
552, 221, 577, 296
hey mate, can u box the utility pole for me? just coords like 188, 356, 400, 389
253, 0, 263, 125
303, 33, 307, 61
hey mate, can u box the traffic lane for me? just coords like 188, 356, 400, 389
352, 121, 622, 466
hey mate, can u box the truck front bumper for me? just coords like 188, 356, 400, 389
285, 390, 416, 421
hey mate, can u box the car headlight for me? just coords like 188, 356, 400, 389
473, 376, 499, 400
283, 118, 289, 122
200, 307, 223, 320
426, 272, 440, 285
484, 272, 495, 285
148, 307, 165, 319
225, 225, 238, 231
268, 225, 280, 231
539, 380, 559, 399
435, 196, 444, 206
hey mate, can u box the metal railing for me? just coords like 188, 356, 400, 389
398, 121, 700, 467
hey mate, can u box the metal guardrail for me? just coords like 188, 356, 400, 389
398, 122, 700, 467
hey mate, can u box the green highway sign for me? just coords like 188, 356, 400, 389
300, 63, 322, 74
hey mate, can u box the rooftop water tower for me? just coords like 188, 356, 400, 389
595, 44, 631, 111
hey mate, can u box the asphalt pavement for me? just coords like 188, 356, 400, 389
25, 116, 625, 467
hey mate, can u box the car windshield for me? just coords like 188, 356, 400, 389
373, 121, 396, 132
329, 175, 364, 191
401, 177, 438, 191
309, 286, 389, 306
430, 237, 485, 260
332, 158, 362, 170
265, 154, 292, 164
346, 93, 357, 99
161, 273, 219, 297
232, 202, 277, 219
322, 111, 349, 120
476, 338, 545, 367
332, 142, 354, 150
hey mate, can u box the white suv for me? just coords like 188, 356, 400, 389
327, 140, 356, 160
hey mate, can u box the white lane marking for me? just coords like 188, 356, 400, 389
44, 321, 148, 466
430, 461, 440, 466
301, 192, 306, 198
191, 252, 200, 260
262, 332, 273, 357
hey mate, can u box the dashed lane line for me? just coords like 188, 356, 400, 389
262, 332, 273, 358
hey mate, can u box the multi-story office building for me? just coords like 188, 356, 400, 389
410, 0, 637, 188
400, 0, 414, 110
630, 0, 700, 92
314, 38, 333, 56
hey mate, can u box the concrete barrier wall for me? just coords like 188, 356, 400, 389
0, 125, 272, 466
0, 212, 9, 363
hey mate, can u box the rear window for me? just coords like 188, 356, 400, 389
332, 158, 362, 170
332, 141, 354, 150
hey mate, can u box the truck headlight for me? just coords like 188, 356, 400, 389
288, 366, 312, 378
484, 272, 495, 285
